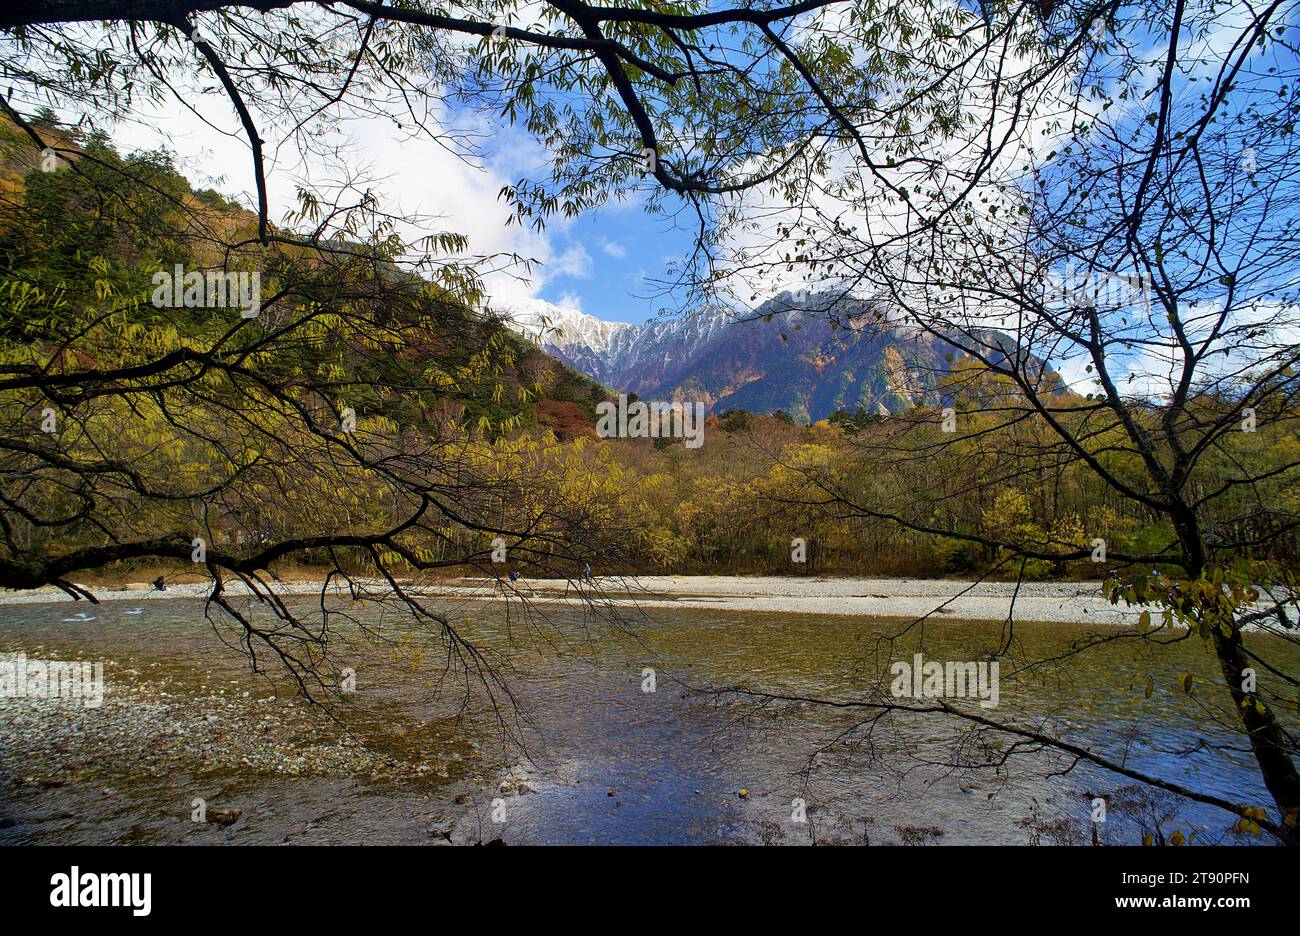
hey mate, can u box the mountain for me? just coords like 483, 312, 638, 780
506, 294, 1041, 422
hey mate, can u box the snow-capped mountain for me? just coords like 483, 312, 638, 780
503, 294, 1047, 422
506, 298, 635, 356
505, 298, 732, 395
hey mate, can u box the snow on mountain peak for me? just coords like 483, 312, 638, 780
502, 298, 635, 354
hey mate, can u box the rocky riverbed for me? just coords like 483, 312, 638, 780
0, 637, 539, 845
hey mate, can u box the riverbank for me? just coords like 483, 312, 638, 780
0, 574, 1149, 625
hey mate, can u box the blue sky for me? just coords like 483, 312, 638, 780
530, 203, 700, 325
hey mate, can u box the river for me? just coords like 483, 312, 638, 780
0, 593, 1294, 845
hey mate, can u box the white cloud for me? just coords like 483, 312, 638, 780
550, 241, 593, 279
116, 76, 571, 312
600, 239, 627, 258
555, 291, 585, 312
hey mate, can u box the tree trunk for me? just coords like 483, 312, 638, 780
1179, 507, 1300, 843
1210, 623, 1300, 844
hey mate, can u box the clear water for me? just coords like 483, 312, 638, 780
0, 594, 1293, 845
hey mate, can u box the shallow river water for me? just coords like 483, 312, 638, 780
0, 593, 1295, 845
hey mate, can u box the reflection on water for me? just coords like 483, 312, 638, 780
0, 594, 1294, 845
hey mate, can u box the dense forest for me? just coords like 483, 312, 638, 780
585, 393, 1300, 580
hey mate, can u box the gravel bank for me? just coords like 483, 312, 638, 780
0, 574, 1150, 625
0, 648, 509, 845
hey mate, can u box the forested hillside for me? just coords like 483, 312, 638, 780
0, 114, 630, 591
0, 113, 607, 443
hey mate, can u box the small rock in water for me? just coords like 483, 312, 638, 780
209, 809, 241, 826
